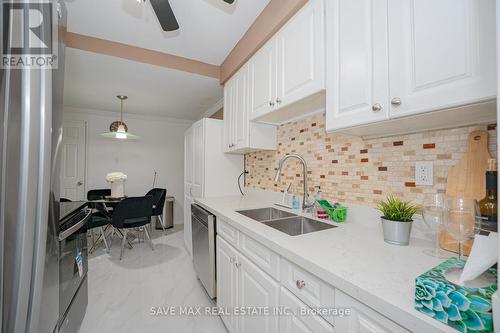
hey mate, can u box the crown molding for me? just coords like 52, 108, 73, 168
64, 106, 195, 125
202, 98, 224, 119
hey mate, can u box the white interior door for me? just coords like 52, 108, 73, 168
61, 120, 86, 201
387, 0, 496, 118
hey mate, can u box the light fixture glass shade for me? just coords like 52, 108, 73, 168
100, 126, 140, 140
100, 95, 140, 140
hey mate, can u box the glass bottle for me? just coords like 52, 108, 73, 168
479, 159, 497, 232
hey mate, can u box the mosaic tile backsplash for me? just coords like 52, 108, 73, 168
245, 112, 497, 207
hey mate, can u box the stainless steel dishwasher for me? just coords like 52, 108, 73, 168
191, 204, 216, 299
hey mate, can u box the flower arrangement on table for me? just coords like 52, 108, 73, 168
106, 172, 127, 198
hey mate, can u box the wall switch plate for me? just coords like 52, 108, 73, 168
415, 161, 433, 186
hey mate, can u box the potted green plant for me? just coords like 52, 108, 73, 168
377, 195, 420, 246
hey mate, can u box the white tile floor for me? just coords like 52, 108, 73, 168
80, 225, 227, 333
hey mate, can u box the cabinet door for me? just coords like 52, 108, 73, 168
276, 0, 325, 109
237, 254, 280, 333
217, 236, 239, 333
279, 287, 334, 333
184, 128, 193, 185
183, 195, 193, 255
387, 0, 496, 118
334, 290, 410, 333
191, 120, 204, 198
249, 40, 277, 120
233, 67, 249, 150
325, 0, 390, 131
223, 79, 235, 152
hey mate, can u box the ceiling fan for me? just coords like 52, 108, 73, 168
137, 0, 235, 32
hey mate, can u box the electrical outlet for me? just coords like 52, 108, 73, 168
415, 161, 433, 186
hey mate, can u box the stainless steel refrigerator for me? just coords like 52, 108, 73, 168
1, 1, 66, 332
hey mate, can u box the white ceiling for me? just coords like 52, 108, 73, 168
65, 0, 271, 65
64, 48, 223, 120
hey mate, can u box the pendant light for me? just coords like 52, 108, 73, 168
101, 95, 140, 140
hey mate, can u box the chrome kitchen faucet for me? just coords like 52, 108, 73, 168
274, 154, 315, 212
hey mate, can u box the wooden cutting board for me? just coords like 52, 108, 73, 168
440, 130, 491, 254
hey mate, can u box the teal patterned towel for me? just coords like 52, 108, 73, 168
415, 258, 497, 332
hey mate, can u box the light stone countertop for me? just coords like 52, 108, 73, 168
195, 190, 457, 333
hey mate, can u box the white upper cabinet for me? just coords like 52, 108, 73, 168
249, 41, 277, 120
326, 0, 496, 136
276, 0, 325, 110
326, 0, 390, 131
224, 65, 277, 154
387, 0, 496, 118
248, 0, 325, 124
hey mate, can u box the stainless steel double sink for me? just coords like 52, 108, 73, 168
236, 207, 336, 236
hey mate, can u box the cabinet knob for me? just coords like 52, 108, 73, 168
235, 262, 241, 268
296, 280, 306, 289
230, 257, 236, 263
391, 97, 402, 106
269, 101, 275, 107
372, 103, 382, 112
276, 98, 282, 104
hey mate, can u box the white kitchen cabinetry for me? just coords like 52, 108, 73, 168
326, 0, 390, 129
217, 235, 239, 333
249, 42, 277, 120
279, 287, 334, 333
237, 254, 280, 333
326, 0, 496, 137
224, 65, 277, 154
248, 0, 325, 124
334, 290, 410, 333
216, 235, 280, 333
388, 0, 496, 118
183, 119, 243, 254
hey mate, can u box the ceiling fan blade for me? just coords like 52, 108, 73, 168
149, 0, 179, 31
223, 0, 235, 3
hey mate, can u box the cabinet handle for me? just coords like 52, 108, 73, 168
276, 98, 282, 104
230, 257, 236, 263
372, 103, 382, 112
235, 262, 241, 269
189, 188, 193, 196
296, 280, 306, 289
391, 97, 402, 106
269, 101, 275, 107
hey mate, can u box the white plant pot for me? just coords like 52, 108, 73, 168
110, 180, 125, 198
381, 217, 413, 246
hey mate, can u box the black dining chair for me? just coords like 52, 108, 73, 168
111, 196, 154, 260
146, 188, 167, 232
87, 209, 112, 253
87, 189, 111, 201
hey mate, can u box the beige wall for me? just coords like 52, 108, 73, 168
210, 108, 224, 120
245, 112, 497, 207
220, 0, 308, 83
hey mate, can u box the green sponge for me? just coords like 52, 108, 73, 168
316, 199, 348, 223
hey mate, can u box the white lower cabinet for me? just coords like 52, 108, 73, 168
217, 235, 239, 333
279, 287, 334, 333
217, 228, 409, 333
217, 235, 279, 333
237, 254, 280, 333
334, 290, 410, 333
